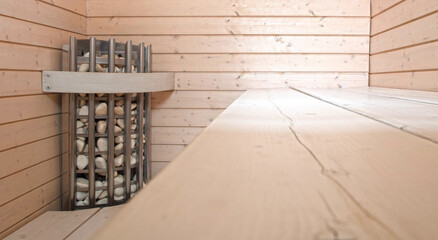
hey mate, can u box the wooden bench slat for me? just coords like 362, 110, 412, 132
66, 206, 122, 240
92, 88, 438, 240
5, 209, 99, 240
297, 87, 438, 143
345, 87, 438, 105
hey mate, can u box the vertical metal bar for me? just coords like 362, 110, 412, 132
124, 95, 132, 200
125, 40, 133, 73
69, 37, 77, 210
107, 38, 116, 205
124, 41, 133, 200
138, 43, 145, 74
108, 39, 116, 73
69, 37, 77, 72
144, 45, 152, 182
87, 37, 97, 207
89, 37, 96, 72
137, 43, 145, 189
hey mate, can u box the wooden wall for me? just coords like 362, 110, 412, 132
87, 0, 371, 176
370, 0, 438, 91
0, 0, 86, 237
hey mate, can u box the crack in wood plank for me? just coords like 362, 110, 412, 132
267, 91, 399, 239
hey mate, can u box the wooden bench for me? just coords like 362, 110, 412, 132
7, 87, 438, 239
5, 206, 121, 240
93, 87, 438, 240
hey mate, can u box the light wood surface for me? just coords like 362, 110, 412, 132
345, 86, 438, 104
370, 71, 438, 92
0, 1, 85, 234
370, 0, 438, 91
4, 209, 99, 240
94, 36, 370, 54
42, 71, 175, 93
93, 0, 370, 178
88, 17, 370, 35
371, 0, 403, 16
67, 206, 122, 240
94, 88, 438, 239
87, 0, 370, 17
371, 0, 438, 35
175, 72, 369, 90
153, 54, 369, 72
297, 88, 438, 143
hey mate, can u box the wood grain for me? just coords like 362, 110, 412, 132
370, 12, 438, 54
0, 94, 61, 125
371, 0, 438, 35
0, 15, 85, 49
94, 88, 438, 239
0, 0, 86, 34
370, 71, 438, 92
94, 35, 370, 54
371, 0, 403, 16
0, 178, 61, 233
0, 156, 61, 206
152, 91, 243, 109
0, 71, 44, 97
4, 209, 99, 240
0, 135, 63, 179
151, 127, 205, 145
298, 88, 438, 142
153, 54, 369, 72
151, 145, 186, 162
370, 41, 438, 73
152, 109, 224, 127
175, 72, 368, 90
87, 0, 370, 17
40, 0, 86, 16
88, 17, 370, 35
0, 42, 61, 71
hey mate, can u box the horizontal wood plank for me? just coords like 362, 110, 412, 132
151, 109, 224, 127
93, 35, 370, 54
371, 0, 438, 35
0, 71, 43, 97
0, 198, 60, 239
0, 15, 85, 49
152, 127, 205, 145
370, 12, 438, 54
298, 88, 438, 143
0, 135, 63, 179
66, 206, 122, 240
0, 94, 61, 125
369, 71, 438, 92
88, 17, 370, 35
370, 41, 438, 73
87, 0, 370, 17
0, 114, 65, 151
0, 0, 86, 34
40, 0, 86, 16
345, 87, 438, 104
371, 0, 403, 16
5, 208, 99, 240
94, 88, 438, 239
152, 91, 243, 109
151, 145, 186, 162
175, 72, 369, 90
0, 43, 61, 71
0, 178, 61, 233
0, 156, 61, 206
153, 54, 369, 72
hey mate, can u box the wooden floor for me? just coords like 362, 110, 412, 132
91, 87, 438, 240
4, 206, 121, 240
